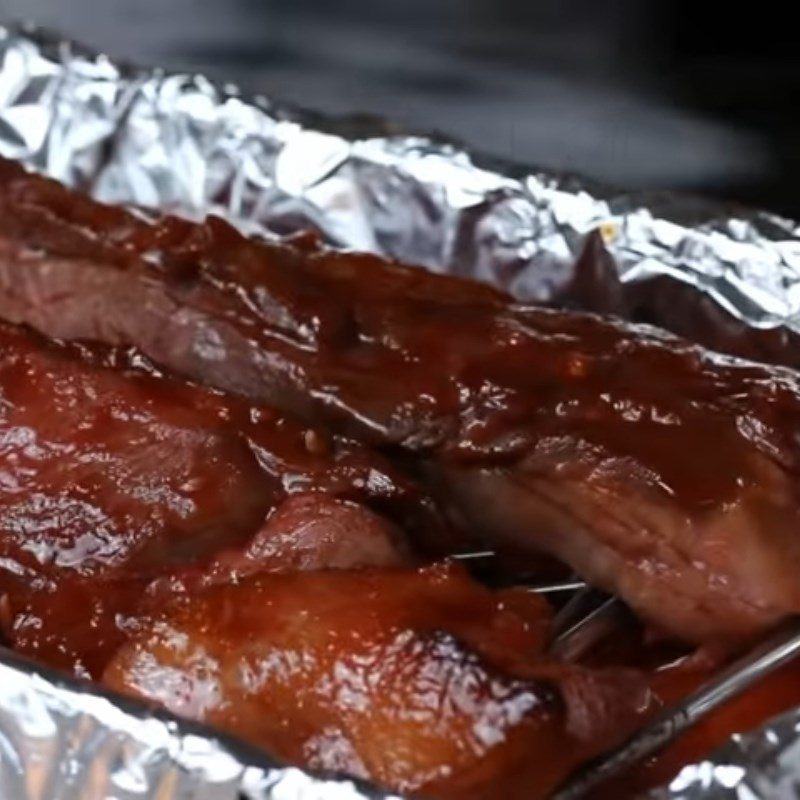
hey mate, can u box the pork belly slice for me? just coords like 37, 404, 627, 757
0, 319, 449, 675
3, 158, 800, 644
103, 562, 651, 799
427, 448, 800, 645
6, 492, 411, 678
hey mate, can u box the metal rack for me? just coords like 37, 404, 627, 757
515, 573, 800, 797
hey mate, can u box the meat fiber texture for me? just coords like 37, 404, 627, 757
2, 158, 800, 648
103, 562, 651, 800
0, 303, 653, 798
0, 316, 448, 677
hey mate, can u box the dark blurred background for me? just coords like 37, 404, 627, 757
1, 0, 798, 216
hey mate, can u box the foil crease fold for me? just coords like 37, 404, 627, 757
2, 20, 800, 800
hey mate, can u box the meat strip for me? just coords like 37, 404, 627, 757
0, 318, 446, 674
103, 562, 652, 799
2, 158, 800, 645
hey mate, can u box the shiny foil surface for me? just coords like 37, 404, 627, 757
0, 652, 391, 800
650, 706, 800, 799
2, 19, 800, 800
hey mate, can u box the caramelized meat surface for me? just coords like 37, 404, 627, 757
0, 318, 445, 675
2, 159, 800, 645
103, 562, 651, 799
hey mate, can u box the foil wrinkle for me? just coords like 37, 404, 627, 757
2, 19, 800, 800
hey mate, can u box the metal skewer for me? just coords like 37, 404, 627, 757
551, 585, 607, 633
496, 572, 800, 794
552, 617, 800, 799
550, 596, 631, 661
524, 579, 588, 595
450, 549, 497, 562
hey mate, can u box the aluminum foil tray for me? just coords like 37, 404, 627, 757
2, 19, 800, 800
649, 704, 800, 799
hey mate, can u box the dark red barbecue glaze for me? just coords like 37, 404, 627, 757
3, 158, 800, 645
0, 318, 447, 676
0, 317, 655, 798
103, 561, 653, 800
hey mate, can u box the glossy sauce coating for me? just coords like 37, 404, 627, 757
0, 160, 799, 795
0, 156, 796, 500
3, 158, 800, 644
103, 563, 652, 799
0, 324, 273, 582
0, 319, 443, 675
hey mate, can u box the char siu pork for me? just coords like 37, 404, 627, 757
0, 317, 449, 675
104, 562, 652, 799
1, 159, 799, 645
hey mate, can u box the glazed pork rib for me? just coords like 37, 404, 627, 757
0, 317, 452, 676
2, 157, 800, 645
0, 315, 657, 797
103, 562, 652, 800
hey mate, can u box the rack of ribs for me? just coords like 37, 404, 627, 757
0, 312, 653, 798
0, 317, 455, 676
2, 157, 799, 647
